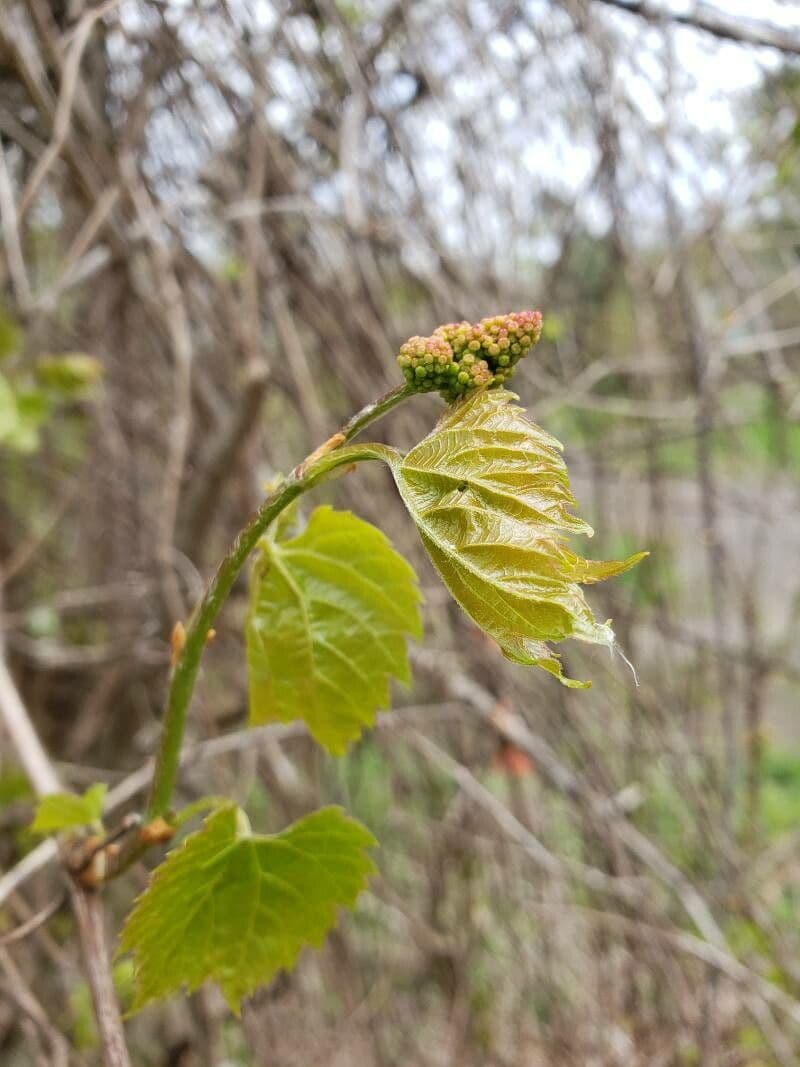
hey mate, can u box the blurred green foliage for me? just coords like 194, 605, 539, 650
0, 308, 102, 454
759, 748, 800, 837
0, 767, 33, 806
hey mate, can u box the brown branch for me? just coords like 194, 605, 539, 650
18, 0, 120, 219
0, 142, 33, 311
0, 893, 65, 948
593, 0, 800, 56
68, 888, 131, 1067
0, 613, 132, 1067
0, 950, 71, 1067
178, 360, 270, 554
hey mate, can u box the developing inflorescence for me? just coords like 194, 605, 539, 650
397, 311, 543, 401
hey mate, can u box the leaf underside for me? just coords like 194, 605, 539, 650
246, 505, 422, 754
119, 805, 376, 1014
390, 389, 647, 687
31, 783, 107, 834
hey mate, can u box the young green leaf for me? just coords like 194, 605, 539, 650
119, 805, 376, 1013
388, 388, 646, 686
31, 783, 107, 834
246, 505, 422, 754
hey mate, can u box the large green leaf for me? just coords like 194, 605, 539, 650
31, 783, 107, 834
119, 805, 376, 1013
246, 505, 422, 754
389, 389, 646, 686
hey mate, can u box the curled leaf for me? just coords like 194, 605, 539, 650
388, 389, 646, 686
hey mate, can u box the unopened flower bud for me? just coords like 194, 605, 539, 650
397, 309, 543, 402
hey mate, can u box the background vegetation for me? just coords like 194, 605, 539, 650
2, 1, 800, 1064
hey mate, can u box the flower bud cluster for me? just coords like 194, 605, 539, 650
397, 310, 543, 401
397, 334, 465, 396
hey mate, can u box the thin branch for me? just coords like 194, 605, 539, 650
122, 159, 195, 623
68, 888, 131, 1067
0, 659, 61, 796
178, 360, 270, 553
410, 731, 645, 904
0, 950, 71, 1067
0, 142, 33, 311
18, 0, 120, 218
0, 893, 65, 948
0, 622, 131, 1067
593, 0, 800, 57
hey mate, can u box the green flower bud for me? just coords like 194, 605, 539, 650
397, 310, 542, 401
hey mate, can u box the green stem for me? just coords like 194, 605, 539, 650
145, 384, 412, 820
337, 382, 414, 442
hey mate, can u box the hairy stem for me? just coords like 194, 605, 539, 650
337, 382, 414, 441
145, 383, 412, 820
